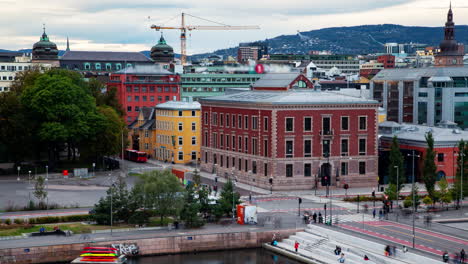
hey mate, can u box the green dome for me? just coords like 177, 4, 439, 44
150, 34, 174, 63
32, 29, 58, 60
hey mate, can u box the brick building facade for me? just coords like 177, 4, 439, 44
200, 90, 380, 190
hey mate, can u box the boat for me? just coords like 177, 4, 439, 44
71, 247, 126, 264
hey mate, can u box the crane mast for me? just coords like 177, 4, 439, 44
150, 13, 260, 65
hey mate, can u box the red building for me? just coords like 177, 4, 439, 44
377, 54, 395, 69
108, 64, 180, 123
199, 75, 379, 191
379, 121, 467, 184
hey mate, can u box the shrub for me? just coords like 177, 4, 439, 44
403, 197, 413, 208
5, 219, 11, 225
13, 218, 24, 225
343, 196, 384, 202
128, 211, 149, 225
422, 196, 433, 207
29, 218, 36, 224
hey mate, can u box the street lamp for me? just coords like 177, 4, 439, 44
28, 170, 31, 185
92, 163, 96, 177
17, 166, 20, 181
407, 150, 420, 249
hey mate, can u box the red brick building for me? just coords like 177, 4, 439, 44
200, 88, 380, 190
377, 54, 395, 69
108, 64, 180, 123
379, 121, 467, 184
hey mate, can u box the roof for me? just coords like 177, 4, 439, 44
61, 51, 152, 62
140, 107, 155, 121
379, 122, 468, 146
156, 101, 201, 111
252, 73, 302, 88
372, 67, 468, 81
200, 90, 379, 106
115, 64, 172, 75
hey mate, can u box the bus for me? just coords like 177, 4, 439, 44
124, 149, 148, 163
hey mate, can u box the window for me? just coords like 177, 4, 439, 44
95, 63, 101, 70
238, 136, 242, 152
341, 162, 348, 175
244, 137, 248, 153
220, 134, 224, 148
204, 132, 208, 147
252, 161, 257, 174
164, 87, 169, 92
135, 106, 140, 112
135, 96, 139, 102
359, 138, 366, 155
134, 86, 139, 92
359, 162, 366, 175
226, 156, 230, 168
127, 106, 132, 112
244, 116, 249, 129
179, 111, 183, 117
213, 133, 218, 148
341, 116, 349, 131
245, 160, 248, 172
192, 110, 196, 116
192, 122, 196, 131
304, 117, 312, 131
143, 96, 147, 102
232, 136, 236, 150
172, 87, 177, 92
220, 155, 224, 167
213, 154, 217, 165
226, 114, 230, 127
158, 96, 162, 101
204, 112, 208, 125
178, 136, 183, 145
264, 117, 268, 131
252, 138, 257, 155
127, 96, 131, 102
158, 87, 162, 92
341, 139, 349, 156
322, 140, 330, 157
145, 143, 149, 150
304, 164, 311, 177
145, 130, 149, 138
226, 135, 230, 149
150, 96, 155, 102
252, 116, 258, 130
264, 139, 268, 157
165, 96, 169, 101
220, 114, 224, 126
359, 116, 367, 130
126, 86, 131, 92
150, 86, 155, 92
238, 115, 242, 128
212, 113, 217, 125
304, 140, 311, 157
142, 86, 147, 92
238, 158, 242, 170
286, 140, 293, 158
232, 115, 236, 128
437, 153, 444, 162
178, 122, 183, 131
264, 163, 268, 176
178, 151, 183, 161
286, 118, 294, 132
322, 117, 331, 133
286, 164, 293, 177
191, 151, 197, 160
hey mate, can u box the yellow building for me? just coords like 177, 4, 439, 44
155, 101, 201, 164
128, 107, 156, 157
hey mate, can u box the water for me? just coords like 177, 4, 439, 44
128, 248, 301, 264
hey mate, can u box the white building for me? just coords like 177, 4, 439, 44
0, 53, 51, 92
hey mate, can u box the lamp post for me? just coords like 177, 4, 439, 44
461, 152, 465, 211
231, 167, 236, 221
17, 166, 20, 181
394, 165, 400, 219
46, 165, 48, 181
408, 150, 420, 249
110, 180, 115, 236
28, 170, 31, 185
248, 170, 252, 203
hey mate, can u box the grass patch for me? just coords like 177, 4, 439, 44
0, 223, 133, 237
127, 172, 142, 177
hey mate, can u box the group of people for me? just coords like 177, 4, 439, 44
303, 212, 324, 224
384, 245, 397, 257
443, 249, 465, 263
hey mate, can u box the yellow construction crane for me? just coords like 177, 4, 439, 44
150, 13, 260, 65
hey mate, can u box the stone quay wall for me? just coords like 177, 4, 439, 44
0, 229, 299, 264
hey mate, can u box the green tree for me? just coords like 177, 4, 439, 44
214, 179, 240, 218
384, 183, 398, 201
452, 140, 468, 207
180, 183, 204, 228
34, 176, 47, 208
197, 186, 213, 218
388, 136, 405, 190
87, 78, 124, 116
422, 196, 433, 208
92, 176, 132, 225
437, 178, 452, 209
404, 185, 421, 210
135, 170, 184, 222
423, 132, 437, 200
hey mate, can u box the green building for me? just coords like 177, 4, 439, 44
180, 73, 262, 101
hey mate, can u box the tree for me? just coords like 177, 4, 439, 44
423, 132, 437, 200
180, 183, 204, 228
197, 186, 214, 218
388, 136, 405, 190
135, 170, 184, 222
437, 178, 452, 210
404, 185, 421, 210
92, 176, 132, 225
214, 179, 240, 218
452, 140, 468, 207
422, 196, 433, 208
34, 176, 47, 208
384, 183, 398, 201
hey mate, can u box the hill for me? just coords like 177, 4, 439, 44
191, 24, 468, 58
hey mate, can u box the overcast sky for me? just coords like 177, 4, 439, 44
3, 0, 467, 54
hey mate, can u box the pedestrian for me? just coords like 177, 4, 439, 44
461, 249, 465, 263
318, 214, 323, 224
294, 241, 299, 253
338, 253, 345, 263
384, 245, 390, 257
303, 213, 309, 224
334, 245, 341, 255
372, 208, 376, 218
364, 255, 369, 261
442, 251, 449, 263
379, 209, 383, 220
313, 212, 317, 223
402, 246, 408, 253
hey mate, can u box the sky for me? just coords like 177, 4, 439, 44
3, 0, 468, 54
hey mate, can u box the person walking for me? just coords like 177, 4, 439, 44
294, 241, 299, 253
379, 209, 383, 220
442, 251, 449, 263
461, 249, 466, 263
338, 253, 345, 263
372, 208, 376, 219
318, 213, 323, 224
313, 212, 317, 223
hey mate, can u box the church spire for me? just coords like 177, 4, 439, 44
66, 36, 70, 51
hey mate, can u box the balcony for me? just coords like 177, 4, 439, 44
319, 130, 334, 136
